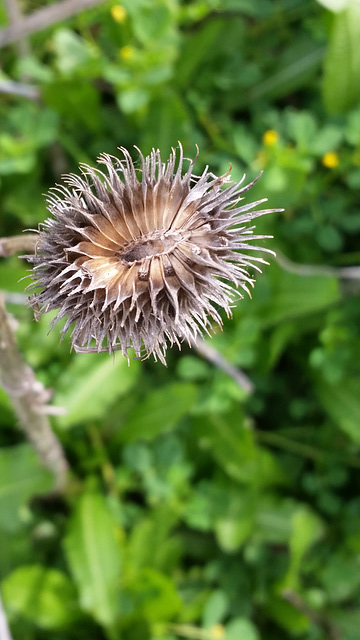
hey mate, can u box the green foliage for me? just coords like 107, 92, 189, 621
0, 445, 53, 532
64, 489, 123, 627
1, 1, 360, 640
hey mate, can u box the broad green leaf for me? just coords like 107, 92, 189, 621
117, 87, 149, 114
254, 498, 299, 545
285, 110, 318, 150
283, 507, 324, 589
191, 410, 283, 487
246, 264, 340, 327
121, 0, 175, 47
316, 376, 360, 443
317, 0, 348, 11
128, 568, 181, 622
345, 106, 360, 145
225, 617, 260, 640
63, 490, 122, 627
176, 356, 211, 381
214, 513, 254, 553
266, 595, 310, 633
320, 552, 360, 602
1, 565, 79, 629
125, 508, 181, 576
54, 353, 139, 428
52, 29, 97, 75
202, 590, 229, 628
323, 4, 360, 113
176, 18, 225, 88
142, 90, 190, 155
0, 444, 52, 532
330, 609, 360, 640
119, 382, 197, 443
0, 258, 28, 293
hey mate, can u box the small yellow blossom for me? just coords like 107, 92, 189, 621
322, 151, 339, 168
120, 45, 134, 60
111, 5, 126, 22
210, 624, 225, 640
263, 129, 279, 146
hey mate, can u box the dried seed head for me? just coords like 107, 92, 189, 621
27, 144, 281, 364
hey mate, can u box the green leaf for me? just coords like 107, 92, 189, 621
214, 512, 254, 553
345, 105, 360, 145
54, 353, 140, 428
202, 590, 229, 628
225, 617, 260, 640
316, 376, 360, 443
122, 0, 175, 47
283, 507, 324, 589
0, 445, 53, 532
63, 490, 122, 627
320, 552, 360, 602
119, 382, 197, 443
323, 4, 360, 113
330, 609, 360, 640
254, 497, 298, 545
125, 507, 181, 575
176, 356, 210, 381
52, 29, 97, 75
117, 87, 149, 114
1, 565, 80, 629
142, 90, 190, 155
246, 264, 340, 327
266, 595, 310, 633
128, 568, 181, 622
191, 410, 283, 487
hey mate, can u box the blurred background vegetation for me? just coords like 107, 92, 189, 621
1, 0, 360, 638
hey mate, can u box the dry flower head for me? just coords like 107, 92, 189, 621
28, 144, 281, 364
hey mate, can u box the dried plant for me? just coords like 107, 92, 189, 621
27, 145, 281, 364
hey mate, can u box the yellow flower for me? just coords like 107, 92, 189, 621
111, 5, 126, 22
322, 151, 339, 168
263, 129, 279, 146
210, 624, 225, 640
120, 45, 134, 60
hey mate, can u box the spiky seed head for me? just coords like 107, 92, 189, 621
27, 144, 280, 364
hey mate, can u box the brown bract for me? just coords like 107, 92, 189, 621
27, 144, 281, 364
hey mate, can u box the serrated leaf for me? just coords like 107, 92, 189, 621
63, 490, 122, 627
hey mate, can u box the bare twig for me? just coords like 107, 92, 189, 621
0, 593, 14, 640
0, 0, 106, 48
0, 79, 40, 100
0, 292, 28, 305
191, 337, 254, 394
3, 0, 31, 57
283, 589, 341, 640
0, 296, 68, 489
0, 234, 37, 257
276, 251, 360, 280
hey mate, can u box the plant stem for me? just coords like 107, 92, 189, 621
0, 295, 69, 489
